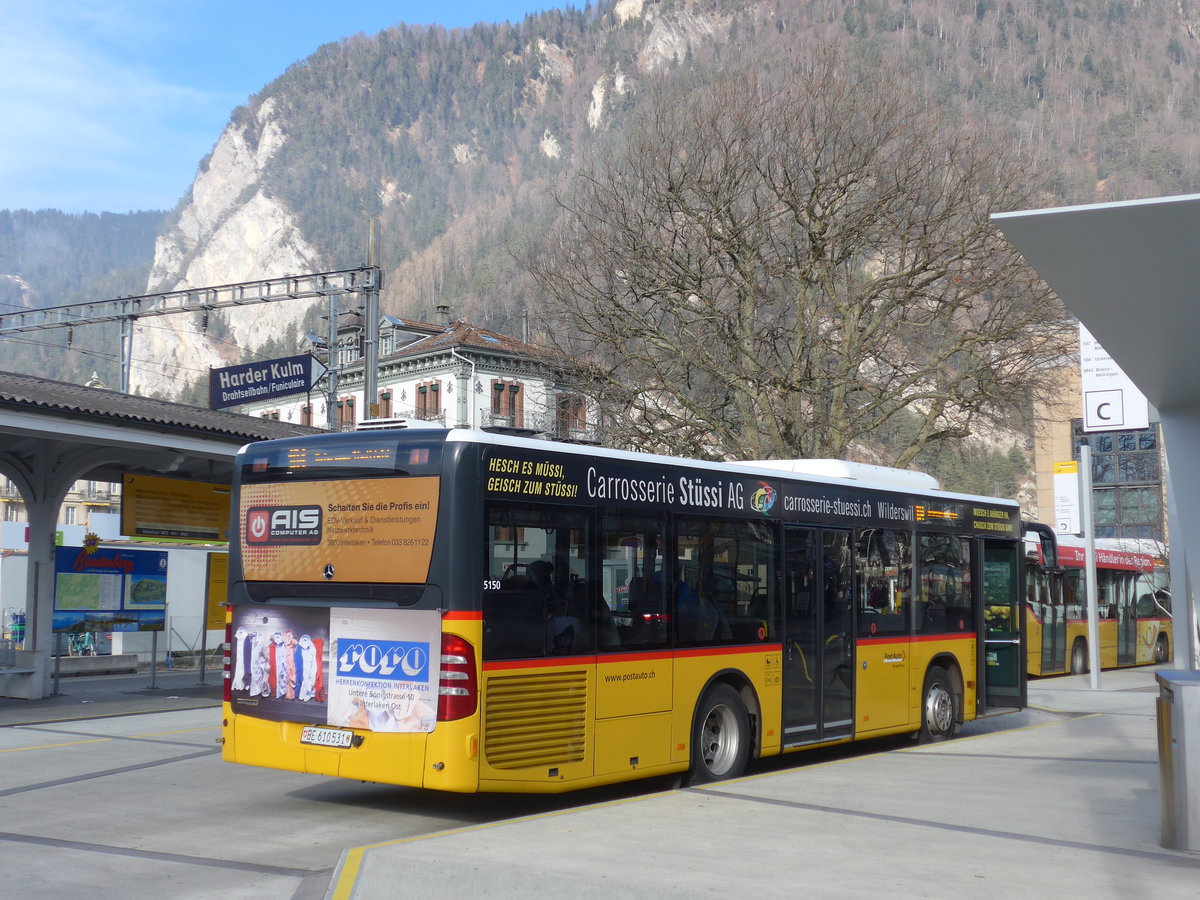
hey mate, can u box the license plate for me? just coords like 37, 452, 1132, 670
300, 726, 353, 749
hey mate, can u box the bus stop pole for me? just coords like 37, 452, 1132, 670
1164, 452, 1198, 670
149, 631, 158, 690
1079, 445, 1101, 689
53, 631, 62, 696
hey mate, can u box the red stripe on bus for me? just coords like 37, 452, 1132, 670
442, 610, 482, 621
481, 643, 783, 672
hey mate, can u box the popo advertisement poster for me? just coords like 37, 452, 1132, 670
52, 544, 168, 633
238, 477, 439, 583
327, 608, 440, 734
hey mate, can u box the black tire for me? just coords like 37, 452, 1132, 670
1155, 634, 1170, 665
1070, 639, 1088, 675
687, 683, 750, 784
918, 665, 959, 744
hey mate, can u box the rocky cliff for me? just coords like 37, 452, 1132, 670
132, 99, 321, 396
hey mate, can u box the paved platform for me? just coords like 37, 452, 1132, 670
0, 668, 222, 725
1, 666, 1195, 898
329, 668, 1200, 900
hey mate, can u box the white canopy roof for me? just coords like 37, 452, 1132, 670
993, 194, 1200, 668
993, 194, 1200, 414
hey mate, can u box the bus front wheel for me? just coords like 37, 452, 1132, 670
688, 684, 750, 784
919, 666, 959, 743
1071, 640, 1089, 675
1155, 634, 1170, 664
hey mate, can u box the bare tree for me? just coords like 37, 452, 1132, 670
524, 51, 1074, 466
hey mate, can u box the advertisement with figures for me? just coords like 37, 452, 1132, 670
327, 608, 440, 733
228, 605, 331, 726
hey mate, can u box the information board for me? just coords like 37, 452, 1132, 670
122, 474, 230, 541
53, 544, 168, 633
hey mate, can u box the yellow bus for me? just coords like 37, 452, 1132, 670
220, 427, 1026, 792
1024, 529, 1172, 676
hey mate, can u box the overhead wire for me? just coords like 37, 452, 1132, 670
0, 333, 214, 377
0, 307, 295, 381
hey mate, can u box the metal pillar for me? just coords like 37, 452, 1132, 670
363, 220, 380, 421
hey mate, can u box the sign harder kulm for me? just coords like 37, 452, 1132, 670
209, 353, 327, 410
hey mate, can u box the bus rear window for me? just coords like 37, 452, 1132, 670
240, 432, 445, 482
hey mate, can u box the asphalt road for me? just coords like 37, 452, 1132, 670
0, 677, 689, 900
0, 670, 1055, 899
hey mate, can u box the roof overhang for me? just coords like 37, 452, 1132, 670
992, 193, 1200, 413
0, 406, 246, 461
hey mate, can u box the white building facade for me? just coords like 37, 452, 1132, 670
243, 312, 597, 441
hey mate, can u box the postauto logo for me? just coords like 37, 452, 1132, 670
337, 640, 431, 682
245, 506, 322, 545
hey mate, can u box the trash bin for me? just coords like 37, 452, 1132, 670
1156, 669, 1200, 850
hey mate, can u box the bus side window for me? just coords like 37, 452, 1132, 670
477, 560, 544, 659
674, 517, 777, 648
916, 534, 974, 634
856, 529, 911, 637
600, 512, 668, 650
484, 503, 592, 660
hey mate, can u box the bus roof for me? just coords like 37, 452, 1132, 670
444, 428, 1018, 509
744, 458, 940, 492
1027, 532, 1156, 571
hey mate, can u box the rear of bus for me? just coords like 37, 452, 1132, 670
220, 429, 485, 792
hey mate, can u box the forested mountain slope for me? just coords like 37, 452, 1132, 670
3, 0, 1198, 493
0, 209, 163, 386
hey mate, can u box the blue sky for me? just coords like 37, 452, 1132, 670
0, 1, 558, 215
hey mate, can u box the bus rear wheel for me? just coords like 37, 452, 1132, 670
1070, 640, 1089, 675
919, 666, 959, 743
1155, 634, 1170, 664
688, 684, 750, 784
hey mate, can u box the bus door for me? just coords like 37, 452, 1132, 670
981, 540, 1026, 710
782, 527, 853, 746
1115, 572, 1137, 666
1042, 570, 1066, 673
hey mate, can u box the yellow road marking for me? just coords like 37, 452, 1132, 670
0, 737, 110, 753
0, 724, 216, 753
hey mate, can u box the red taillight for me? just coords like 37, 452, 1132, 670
222, 619, 232, 703
437, 633, 477, 721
